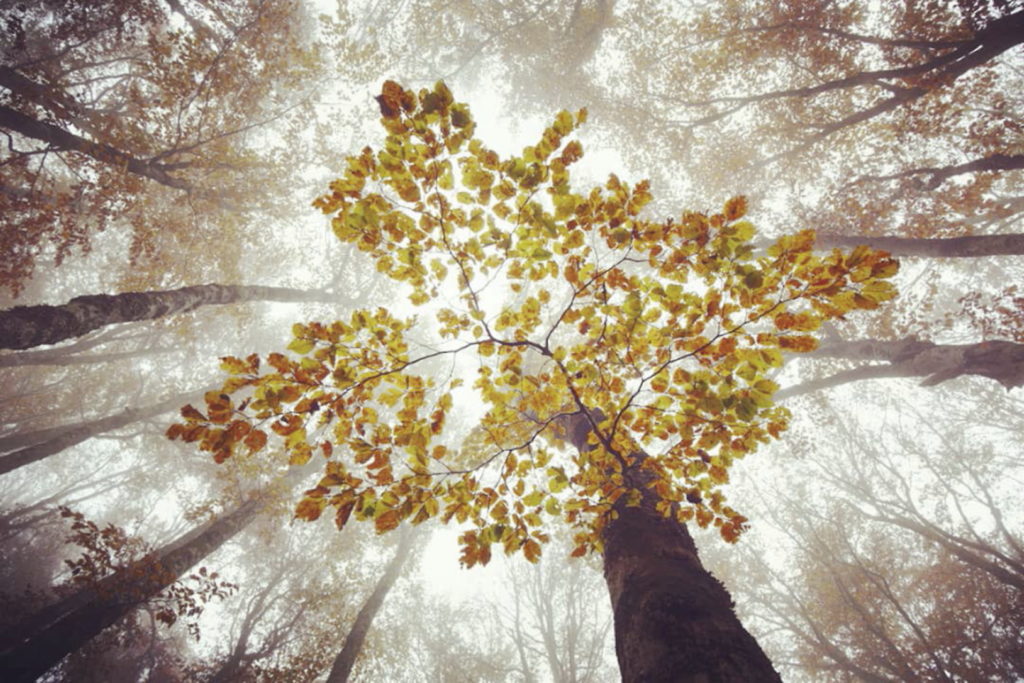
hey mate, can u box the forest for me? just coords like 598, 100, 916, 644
1, 0, 1022, 681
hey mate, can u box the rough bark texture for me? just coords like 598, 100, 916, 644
777, 337, 1024, 400
0, 284, 335, 350
814, 233, 1024, 258
0, 498, 259, 683
325, 529, 416, 683
602, 497, 781, 682
556, 412, 779, 682
0, 386, 213, 474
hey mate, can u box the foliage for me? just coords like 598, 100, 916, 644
0, 0, 324, 295
59, 506, 236, 638
168, 80, 898, 566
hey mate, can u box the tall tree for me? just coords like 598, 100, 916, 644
0, 385, 214, 475
0, 496, 258, 682
0, 0, 325, 295
724, 387, 1024, 681
324, 528, 416, 682
170, 82, 901, 680
0, 283, 341, 351
494, 536, 614, 683
776, 336, 1024, 399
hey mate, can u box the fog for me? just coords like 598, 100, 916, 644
1, 1, 1022, 681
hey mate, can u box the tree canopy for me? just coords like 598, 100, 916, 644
171, 81, 898, 566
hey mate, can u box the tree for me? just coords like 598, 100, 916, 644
170, 81, 900, 680
806, 232, 1024, 258
722, 387, 1024, 681
776, 336, 1024, 399
0, 496, 258, 682
324, 527, 416, 682
0, 384, 214, 475
493, 534, 614, 682
0, 283, 342, 351
0, 0, 325, 295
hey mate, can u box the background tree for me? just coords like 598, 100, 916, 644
0, 0, 326, 296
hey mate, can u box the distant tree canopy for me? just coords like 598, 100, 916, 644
0, 0, 323, 295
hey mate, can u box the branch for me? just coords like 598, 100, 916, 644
854, 153, 1024, 189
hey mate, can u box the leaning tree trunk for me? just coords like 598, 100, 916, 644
0, 497, 260, 683
0, 283, 337, 350
814, 232, 1024, 258
0, 104, 192, 190
325, 528, 416, 683
556, 412, 780, 682
0, 385, 214, 475
777, 337, 1024, 400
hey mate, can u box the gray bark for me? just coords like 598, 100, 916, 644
777, 338, 1024, 400
0, 283, 336, 350
0, 386, 213, 475
0, 103, 191, 190
325, 529, 416, 682
558, 411, 781, 682
814, 233, 1024, 258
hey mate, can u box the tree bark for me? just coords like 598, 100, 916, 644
0, 283, 337, 350
556, 412, 780, 682
602, 496, 781, 682
777, 338, 1024, 400
0, 386, 213, 475
325, 528, 416, 683
0, 497, 260, 683
814, 232, 1024, 258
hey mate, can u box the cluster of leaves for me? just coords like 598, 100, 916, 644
958, 285, 1024, 342
0, 0, 325, 294
58, 507, 236, 638
170, 81, 898, 566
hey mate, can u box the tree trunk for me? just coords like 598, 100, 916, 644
814, 233, 1024, 258
325, 528, 416, 683
0, 497, 260, 683
0, 283, 336, 350
602, 496, 781, 682
556, 412, 779, 682
777, 338, 1024, 400
0, 386, 213, 475
0, 345, 173, 367
0, 103, 192, 190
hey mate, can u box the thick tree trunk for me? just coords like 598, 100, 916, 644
325, 529, 416, 683
555, 412, 779, 681
0, 497, 259, 683
777, 338, 1024, 400
814, 232, 1024, 258
0, 283, 336, 350
602, 496, 781, 682
0, 386, 213, 475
